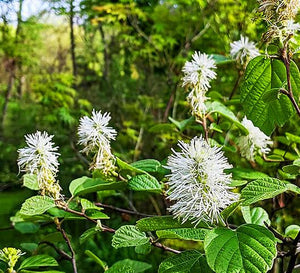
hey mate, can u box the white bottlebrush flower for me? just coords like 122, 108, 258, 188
182, 51, 217, 91
17, 131, 62, 199
284, 19, 300, 34
165, 136, 238, 225
78, 109, 117, 154
18, 131, 59, 175
230, 36, 260, 63
78, 109, 117, 175
238, 117, 273, 161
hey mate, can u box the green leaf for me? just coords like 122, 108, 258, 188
130, 159, 162, 172
221, 201, 241, 221
206, 101, 248, 134
226, 168, 269, 180
20, 269, 66, 273
20, 243, 38, 253
204, 224, 277, 273
81, 198, 102, 211
14, 222, 40, 234
47, 207, 109, 220
85, 250, 107, 270
19, 255, 58, 270
240, 56, 300, 135
41, 232, 65, 243
285, 225, 300, 239
282, 164, 300, 175
168, 116, 194, 131
209, 123, 223, 133
80, 228, 98, 244
106, 265, 134, 273
128, 175, 162, 193
135, 242, 151, 255
229, 180, 248, 187
108, 259, 152, 273
262, 88, 280, 102
20, 196, 55, 216
241, 206, 270, 226
69, 176, 126, 196
212, 54, 233, 65
112, 225, 149, 249
158, 250, 213, 273
136, 216, 201, 232
23, 174, 39, 191
116, 157, 145, 174
156, 228, 209, 241
286, 132, 300, 144
241, 178, 300, 205
114, 259, 152, 273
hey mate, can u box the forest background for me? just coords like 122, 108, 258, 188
1, 0, 299, 272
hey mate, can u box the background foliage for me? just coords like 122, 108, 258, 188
1, 0, 300, 272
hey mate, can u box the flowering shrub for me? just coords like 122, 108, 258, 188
1, 1, 300, 273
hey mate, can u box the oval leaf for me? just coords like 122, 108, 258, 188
241, 56, 300, 135
204, 224, 277, 273
130, 159, 162, 172
69, 176, 126, 196
156, 228, 209, 241
108, 259, 152, 273
19, 255, 58, 270
23, 174, 39, 191
136, 216, 200, 232
20, 196, 55, 216
158, 250, 213, 273
112, 225, 149, 249
241, 206, 270, 226
128, 175, 162, 193
241, 178, 298, 205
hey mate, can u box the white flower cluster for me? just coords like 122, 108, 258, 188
166, 136, 238, 225
182, 52, 217, 118
17, 131, 62, 199
78, 109, 117, 176
230, 36, 260, 64
238, 117, 273, 161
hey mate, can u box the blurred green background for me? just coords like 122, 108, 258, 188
2, 0, 298, 272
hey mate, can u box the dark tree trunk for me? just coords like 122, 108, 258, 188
1, 0, 23, 133
98, 23, 109, 80
70, 0, 77, 78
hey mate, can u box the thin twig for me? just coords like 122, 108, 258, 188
281, 40, 300, 117
279, 89, 300, 117
60, 203, 180, 254
95, 203, 155, 218
286, 230, 300, 273
39, 241, 72, 261
55, 219, 77, 273
152, 241, 181, 254
264, 222, 292, 244
229, 70, 243, 100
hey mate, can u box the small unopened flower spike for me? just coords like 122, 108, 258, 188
230, 35, 260, 64
165, 136, 238, 225
78, 109, 117, 176
238, 117, 273, 161
17, 131, 62, 199
0, 247, 25, 272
